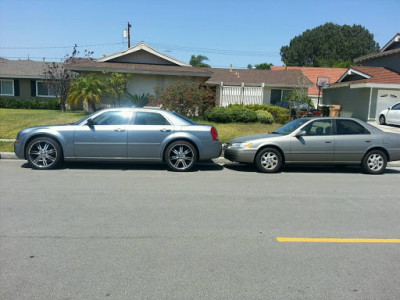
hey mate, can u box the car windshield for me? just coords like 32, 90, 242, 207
273, 118, 310, 135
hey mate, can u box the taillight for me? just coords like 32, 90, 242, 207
210, 126, 219, 141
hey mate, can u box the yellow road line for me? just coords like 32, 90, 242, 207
277, 237, 400, 243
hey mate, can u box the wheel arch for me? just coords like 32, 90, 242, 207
162, 138, 199, 162
364, 147, 390, 162
254, 144, 286, 164
24, 134, 64, 159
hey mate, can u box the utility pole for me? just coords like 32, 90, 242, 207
127, 22, 132, 48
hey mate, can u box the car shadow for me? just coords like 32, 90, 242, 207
223, 162, 400, 174
21, 161, 224, 172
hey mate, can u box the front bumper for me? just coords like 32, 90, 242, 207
223, 147, 256, 163
14, 140, 25, 159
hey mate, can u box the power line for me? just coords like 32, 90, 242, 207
0, 42, 127, 50
0, 41, 280, 57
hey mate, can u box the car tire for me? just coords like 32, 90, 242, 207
362, 150, 387, 175
379, 115, 386, 125
25, 137, 63, 170
255, 148, 283, 173
165, 140, 197, 172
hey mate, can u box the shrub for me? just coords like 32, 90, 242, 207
256, 110, 274, 123
204, 107, 233, 123
150, 81, 215, 117
204, 106, 258, 123
230, 104, 289, 124
0, 98, 60, 110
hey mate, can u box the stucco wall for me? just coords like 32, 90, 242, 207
111, 50, 176, 65
361, 52, 400, 74
323, 86, 370, 120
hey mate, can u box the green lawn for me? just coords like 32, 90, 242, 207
0, 108, 281, 152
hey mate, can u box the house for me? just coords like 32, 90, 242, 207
354, 33, 400, 73
67, 42, 312, 106
0, 58, 61, 99
271, 66, 347, 107
206, 66, 313, 106
322, 33, 400, 122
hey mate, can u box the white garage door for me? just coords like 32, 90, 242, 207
376, 90, 400, 119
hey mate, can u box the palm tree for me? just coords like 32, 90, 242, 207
189, 55, 211, 68
67, 73, 109, 112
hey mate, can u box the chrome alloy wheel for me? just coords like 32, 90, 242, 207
260, 151, 279, 170
168, 144, 195, 170
28, 140, 58, 168
367, 153, 384, 172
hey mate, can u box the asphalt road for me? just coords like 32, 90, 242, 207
1, 160, 400, 299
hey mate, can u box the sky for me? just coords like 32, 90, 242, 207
0, 0, 399, 69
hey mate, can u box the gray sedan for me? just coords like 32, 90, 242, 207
224, 117, 400, 174
14, 108, 222, 171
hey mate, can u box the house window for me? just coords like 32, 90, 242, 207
270, 89, 292, 104
0, 79, 14, 96
36, 81, 56, 97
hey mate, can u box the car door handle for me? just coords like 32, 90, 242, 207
160, 129, 171, 132
325, 141, 332, 144
114, 128, 126, 132
365, 140, 371, 143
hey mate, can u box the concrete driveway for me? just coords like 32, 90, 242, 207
369, 122, 400, 133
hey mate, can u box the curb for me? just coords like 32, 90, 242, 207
1, 153, 400, 168
0, 152, 18, 159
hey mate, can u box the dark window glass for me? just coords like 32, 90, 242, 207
336, 120, 370, 135
92, 111, 131, 125
270, 89, 282, 105
392, 103, 400, 110
303, 120, 332, 136
133, 112, 170, 125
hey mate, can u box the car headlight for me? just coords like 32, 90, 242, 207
231, 142, 253, 148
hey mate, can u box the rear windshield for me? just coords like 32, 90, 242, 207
171, 112, 198, 125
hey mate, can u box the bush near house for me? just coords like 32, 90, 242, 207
150, 81, 216, 117
204, 104, 289, 124
0, 98, 60, 110
204, 106, 260, 123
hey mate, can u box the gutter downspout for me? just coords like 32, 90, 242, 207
367, 87, 373, 121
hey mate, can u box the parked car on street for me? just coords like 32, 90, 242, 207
224, 117, 400, 174
14, 108, 222, 171
379, 102, 400, 125
274, 101, 321, 117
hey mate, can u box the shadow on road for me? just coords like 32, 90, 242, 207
223, 162, 400, 174
21, 161, 224, 172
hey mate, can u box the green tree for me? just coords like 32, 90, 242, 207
247, 63, 274, 70
151, 81, 215, 117
67, 73, 109, 112
189, 55, 211, 67
104, 72, 133, 106
280, 23, 380, 67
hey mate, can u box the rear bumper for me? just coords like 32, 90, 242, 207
199, 141, 222, 160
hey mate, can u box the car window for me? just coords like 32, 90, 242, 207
92, 111, 131, 125
274, 118, 309, 135
133, 112, 171, 125
392, 103, 400, 110
335, 119, 370, 135
302, 120, 332, 136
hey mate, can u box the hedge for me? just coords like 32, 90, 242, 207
0, 98, 60, 110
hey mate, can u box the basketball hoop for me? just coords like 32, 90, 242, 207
316, 77, 330, 108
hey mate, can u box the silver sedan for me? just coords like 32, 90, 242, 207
224, 117, 400, 174
14, 108, 222, 171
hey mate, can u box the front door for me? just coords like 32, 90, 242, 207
127, 111, 174, 159
73, 110, 132, 159
290, 119, 334, 162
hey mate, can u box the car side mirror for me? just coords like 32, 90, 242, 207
295, 130, 306, 137
86, 118, 94, 126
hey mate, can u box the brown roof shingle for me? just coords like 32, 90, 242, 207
271, 66, 347, 95
66, 58, 212, 77
206, 68, 313, 87
333, 66, 400, 86
0, 59, 62, 78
